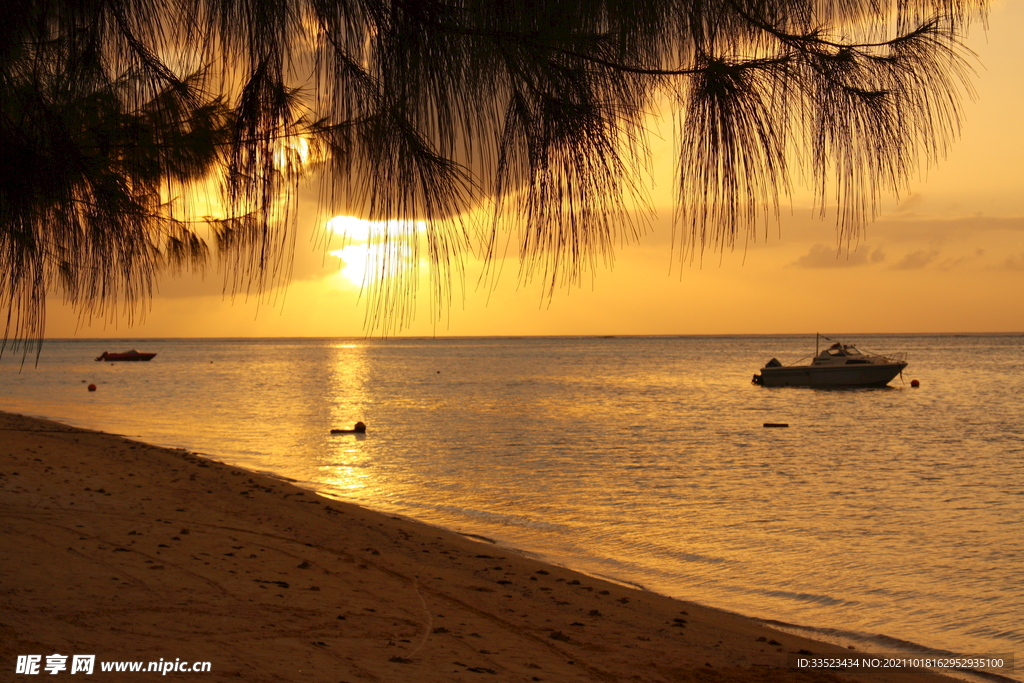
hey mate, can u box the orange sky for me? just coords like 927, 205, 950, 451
48, 2, 1024, 338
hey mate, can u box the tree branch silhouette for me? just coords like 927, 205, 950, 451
1, 0, 986, 350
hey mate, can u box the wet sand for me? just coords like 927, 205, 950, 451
1, 410, 961, 682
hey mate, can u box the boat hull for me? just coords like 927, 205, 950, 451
755, 361, 907, 388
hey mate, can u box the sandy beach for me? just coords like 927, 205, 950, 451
1, 410, 967, 682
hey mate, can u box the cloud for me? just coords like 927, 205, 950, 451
872, 214, 1024, 243
891, 249, 941, 270
891, 192, 926, 215
791, 244, 885, 268
766, 205, 1024, 246
937, 249, 985, 271
153, 270, 226, 299
998, 253, 1024, 271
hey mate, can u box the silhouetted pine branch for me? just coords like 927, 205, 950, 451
1, 0, 985, 347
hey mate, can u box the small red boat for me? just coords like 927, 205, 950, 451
95, 350, 157, 362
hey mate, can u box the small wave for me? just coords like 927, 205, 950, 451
394, 500, 572, 533
458, 532, 497, 544
673, 551, 727, 565
758, 589, 853, 607
966, 626, 1024, 644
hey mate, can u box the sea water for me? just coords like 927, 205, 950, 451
2, 334, 1021, 672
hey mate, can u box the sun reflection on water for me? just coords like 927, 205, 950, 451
320, 342, 375, 494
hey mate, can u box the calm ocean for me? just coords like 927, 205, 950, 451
2, 334, 1021, 671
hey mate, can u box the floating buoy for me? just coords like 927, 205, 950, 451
331, 421, 367, 434
910, 379, 920, 388
763, 423, 789, 428
87, 384, 97, 392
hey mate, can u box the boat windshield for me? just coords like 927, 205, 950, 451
823, 344, 863, 357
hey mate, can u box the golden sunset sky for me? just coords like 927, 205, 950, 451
49, 2, 1024, 338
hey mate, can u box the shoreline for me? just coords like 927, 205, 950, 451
0, 410, 1002, 682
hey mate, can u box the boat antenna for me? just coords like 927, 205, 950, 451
817, 333, 838, 356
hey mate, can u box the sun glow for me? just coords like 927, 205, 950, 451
274, 135, 313, 170
326, 216, 427, 287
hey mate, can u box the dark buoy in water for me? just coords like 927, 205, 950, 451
331, 421, 367, 434
763, 423, 789, 428
910, 379, 920, 388
87, 384, 97, 392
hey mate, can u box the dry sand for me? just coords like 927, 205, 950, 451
1, 410, 961, 682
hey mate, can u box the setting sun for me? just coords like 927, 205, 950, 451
326, 216, 427, 288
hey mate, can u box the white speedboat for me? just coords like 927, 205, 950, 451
752, 339, 907, 388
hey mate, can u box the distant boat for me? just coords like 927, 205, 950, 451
95, 350, 157, 362
752, 337, 907, 388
